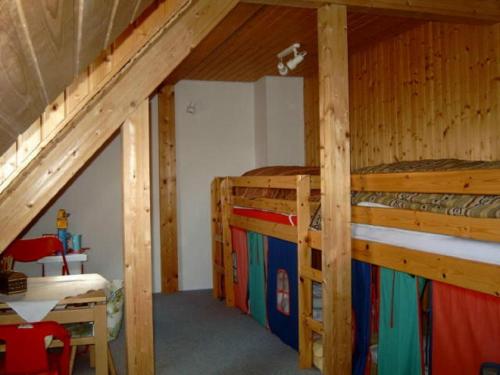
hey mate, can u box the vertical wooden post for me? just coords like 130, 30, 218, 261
158, 85, 179, 293
220, 177, 235, 307
297, 175, 313, 367
304, 75, 320, 167
211, 178, 224, 299
318, 5, 352, 375
122, 99, 154, 375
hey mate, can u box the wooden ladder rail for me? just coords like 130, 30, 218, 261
297, 175, 315, 367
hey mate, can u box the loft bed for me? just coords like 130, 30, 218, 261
211, 161, 500, 371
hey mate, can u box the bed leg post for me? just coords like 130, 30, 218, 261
221, 177, 235, 307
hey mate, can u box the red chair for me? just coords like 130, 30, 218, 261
2, 238, 70, 276
0, 321, 71, 375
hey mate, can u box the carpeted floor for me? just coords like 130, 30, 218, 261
74, 290, 320, 374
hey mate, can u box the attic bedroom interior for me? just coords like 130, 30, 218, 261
0, 0, 498, 374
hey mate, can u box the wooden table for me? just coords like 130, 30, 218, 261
0, 274, 108, 375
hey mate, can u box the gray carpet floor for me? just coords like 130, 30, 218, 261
74, 290, 319, 374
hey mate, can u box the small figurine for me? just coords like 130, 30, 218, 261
56, 209, 70, 254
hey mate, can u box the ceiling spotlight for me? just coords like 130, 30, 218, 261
277, 43, 307, 76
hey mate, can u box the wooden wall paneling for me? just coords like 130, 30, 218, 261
17, 118, 42, 164
158, 85, 179, 294
0, 0, 239, 252
166, 2, 263, 84
304, 75, 320, 167
0, 1, 47, 147
65, 70, 90, 115
220, 178, 235, 307
350, 22, 500, 169
89, 49, 113, 92
42, 93, 66, 139
318, 5, 352, 375
122, 99, 154, 375
17, 0, 75, 101
297, 175, 313, 367
0, 144, 17, 183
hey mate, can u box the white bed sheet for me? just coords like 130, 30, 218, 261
353, 202, 500, 265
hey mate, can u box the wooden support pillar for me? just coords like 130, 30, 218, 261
158, 85, 179, 293
318, 5, 352, 375
122, 99, 154, 375
304, 75, 320, 167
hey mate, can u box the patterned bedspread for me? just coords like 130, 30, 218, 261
235, 160, 500, 224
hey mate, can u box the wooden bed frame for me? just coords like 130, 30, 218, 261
211, 168, 500, 369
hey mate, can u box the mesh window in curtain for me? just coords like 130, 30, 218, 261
277, 269, 290, 316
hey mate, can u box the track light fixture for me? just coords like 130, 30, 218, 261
276, 43, 307, 76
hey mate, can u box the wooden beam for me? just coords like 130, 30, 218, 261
241, 0, 500, 22
304, 75, 320, 167
158, 85, 178, 294
318, 4, 352, 375
352, 206, 500, 242
352, 169, 500, 195
0, 0, 240, 253
122, 99, 154, 375
352, 240, 500, 297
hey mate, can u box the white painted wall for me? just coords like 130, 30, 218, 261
175, 80, 256, 290
21, 76, 304, 293
254, 76, 304, 167
22, 134, 124, 281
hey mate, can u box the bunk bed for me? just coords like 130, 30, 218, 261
211, 160, 500, 373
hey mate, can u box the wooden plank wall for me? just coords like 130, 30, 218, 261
350, 22, 500, 169
0, 0, 187, 194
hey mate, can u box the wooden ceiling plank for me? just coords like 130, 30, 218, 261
242, 0, 500, 22
166, 2, 263, 84
17, 0, 75, 101
107, 0, 143, 47
75, 0, 115, 74
0, 1, 47, 144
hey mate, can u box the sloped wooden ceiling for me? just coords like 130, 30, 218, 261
167, 4, 423, 83
0, 0, 155, 153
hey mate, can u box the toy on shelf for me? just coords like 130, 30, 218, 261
56, 209, 70, 254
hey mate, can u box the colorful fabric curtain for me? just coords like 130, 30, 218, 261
352, 260, 372, 375
231, 227, 249, 313
267, 237, 298, 350
247, 232, 267, 327
432, 282, 500, 374
378, 268, 424, 375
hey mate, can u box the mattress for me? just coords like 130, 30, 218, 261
232, 206, 500, 265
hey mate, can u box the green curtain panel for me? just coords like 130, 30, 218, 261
247, 232, 267, 327
378, 268, 425, 375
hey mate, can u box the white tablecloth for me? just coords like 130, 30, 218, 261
0, 274, 108, 322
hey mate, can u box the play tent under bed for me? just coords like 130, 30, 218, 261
212, 159, 500, 373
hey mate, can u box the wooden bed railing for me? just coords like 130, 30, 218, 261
211, 169, 500, 368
